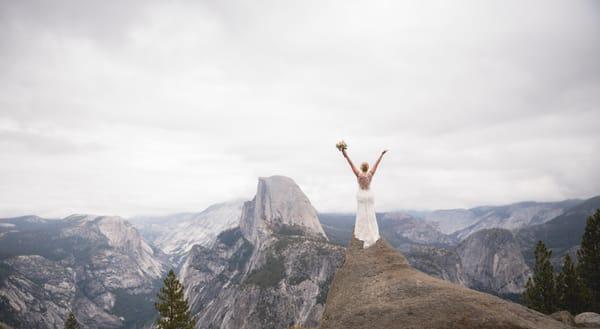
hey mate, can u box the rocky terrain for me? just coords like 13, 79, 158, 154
320, 237, 568, 329
449, 200, 581, 240
405, 245, 466, 285
131, 200, 245, 265
179, 176, 345, 329
320, 196, 598, 297
0, 215, 165, 329
0, 177, 597, 329
456, 228, 530, 295
322, 213, 533, 295
403, 228, 529, 297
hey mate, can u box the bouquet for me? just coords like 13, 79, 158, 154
336, 140, 348, 152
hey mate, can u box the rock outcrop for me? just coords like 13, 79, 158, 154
320, 237, 568, 329
574, 312, 600, 328
550, 311, 576, 326
180, 176, 343, 329
240, 175, 327, 247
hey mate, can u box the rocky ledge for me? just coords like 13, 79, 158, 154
320, 237, 569, 329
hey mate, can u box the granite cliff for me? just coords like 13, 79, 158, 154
180, 176, 344, 329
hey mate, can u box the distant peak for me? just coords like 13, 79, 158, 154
64, 214, 124, 222
240, 175, 327, 245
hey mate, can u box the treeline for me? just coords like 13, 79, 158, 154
523, 209, 600, 315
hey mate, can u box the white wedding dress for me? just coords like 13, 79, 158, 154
355, 186, 380, 248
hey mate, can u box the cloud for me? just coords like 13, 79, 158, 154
0, 0, 599, 217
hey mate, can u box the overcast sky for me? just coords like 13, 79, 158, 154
1, 0, 599, 218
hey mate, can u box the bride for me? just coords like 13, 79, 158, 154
338, 144, 388, 248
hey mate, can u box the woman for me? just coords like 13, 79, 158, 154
339, 146, 388, 248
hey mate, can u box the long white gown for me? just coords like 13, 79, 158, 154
355, 187, 380, 248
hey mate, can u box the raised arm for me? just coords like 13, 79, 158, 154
342, 149, 360, 177
369, 150, 388, 176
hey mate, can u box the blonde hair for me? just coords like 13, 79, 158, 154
360, 162, 369, 173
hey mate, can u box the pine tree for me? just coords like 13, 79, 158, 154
556, 254, 590, 314
155, 269, 196, 329
523, 240, 557, 314
64, 312, 80, 329
577, 209, 600, 312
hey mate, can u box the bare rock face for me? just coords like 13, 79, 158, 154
240, 176, 327, 247
0, 215, 165, 329
130, 200, 245, 262
456, 228, 531, 294
406, 245, 466, 285
319, 237, 568, 329
180, 176, 343, 329
406, 228, 531, 295
550, 311, 576, 326
574, 312, 600, 328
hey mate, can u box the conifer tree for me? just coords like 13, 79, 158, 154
556, 254, 590, 314
64, 312, 80, 329
155, 269, 196, 329
523, 240, 557, 314
577, 209, 600, 312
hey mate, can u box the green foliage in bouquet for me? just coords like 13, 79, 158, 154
335, 140, 347, 151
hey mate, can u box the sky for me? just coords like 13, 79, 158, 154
1, 0, 599, 218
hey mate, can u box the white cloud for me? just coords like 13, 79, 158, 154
0, 0, 599, 217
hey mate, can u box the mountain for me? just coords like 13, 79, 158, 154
517, 195, 600, 266
421, 200, 581, 238
240, 176, 327, 247
405, 245, 466, 285
405, 228, 530, 296
423, 209, 480, 234
1, 184, 595, 328
450, 200, 581, 240
319, 197, 600, 298
180, 176, 344, 329
456, 228, 530, 295
320, 199, 580, 247
319, 237, 568, 329
378, 212, 457, 251
320, 212, 457, 250
0, 215, 165, 329
319, 212, 530, 295
131, 200, 245, 262
318, 213, 355, 246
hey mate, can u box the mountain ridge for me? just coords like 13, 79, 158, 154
0, 215, 165, 329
